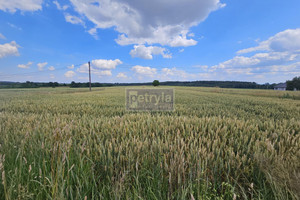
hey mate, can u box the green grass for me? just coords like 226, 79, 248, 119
0, 87, 299, 199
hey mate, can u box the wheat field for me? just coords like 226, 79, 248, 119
0, 87, 299, 200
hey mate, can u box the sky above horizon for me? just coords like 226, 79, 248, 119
0, 0, 300, 84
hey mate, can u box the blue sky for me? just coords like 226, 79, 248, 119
0, 0, 300, 83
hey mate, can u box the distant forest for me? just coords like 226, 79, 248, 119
0, 80, 277, 89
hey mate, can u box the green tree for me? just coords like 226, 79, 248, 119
287, 76, 300, 90
54, 82, 59, 87
49, 82, 54, 88
70, 81, 77, 88
152, 80, 160, 87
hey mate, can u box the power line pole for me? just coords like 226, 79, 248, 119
88, 61, 91, 91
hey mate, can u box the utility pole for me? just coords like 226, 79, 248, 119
88, 61, 91, 91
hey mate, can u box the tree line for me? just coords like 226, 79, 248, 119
0, 81, 63, 88
1, 76, 299, 89
286, 76, 300, 90
0, 80, 274, 89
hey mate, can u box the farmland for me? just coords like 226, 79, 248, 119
0, 87, 299, 199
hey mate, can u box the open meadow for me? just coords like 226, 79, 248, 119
0, 87, 299, 200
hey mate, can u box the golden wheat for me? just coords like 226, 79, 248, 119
0, 86, 299, 199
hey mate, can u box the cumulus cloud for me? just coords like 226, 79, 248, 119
211, 52, 299, 73
65, 70, 76, 78
130, 65, 208, 82
0, 0, 43, 13
37, 62, 47, 71
129, 65, 212, 82
97, 70, 112, 76
0, 41, 20, 58
125, 29, 300, 83
212, 56, 260, 70
269, 62, 299, 74
48, 66, 55, 71
237, 28, 300, 54
211, 28, 300, 76
69, 0, 225, 47
92, 59, 122, 69
65, 13, 85, 26
130, 45, 172, 59
77, 59, 122, 77
53, 1, 68, 10
116, 72, 127, 78
76, 64, 89, 73
131, 65, 157, 77
18, 61, 33, 69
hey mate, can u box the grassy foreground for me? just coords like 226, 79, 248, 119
0, 87, 299, 200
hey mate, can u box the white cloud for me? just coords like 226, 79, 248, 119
129, 66, 212, 81
76, 63, 89, 73
131, 65, 157, 77
65, 13, 85, 26
126, 29, 300, 83
69, 0, 225, 47
68, 64, 74, 69
0, 41, 19, 58
77, 59, 122, 77
7, 23, 22, 30
0, 33, 6, 40
212, 56, 260, 70
92, 59, 122, 69
53, 1, 68, 10
37, 62, 47, 71
269, 62, 300, 73
97, 70, 112, 76
0, 0, 43, 13
48, 66, 55, 71
210, 28, 300, 77
116, 72, 127, 78
211, 52, 300, 72
88, 28, 98, 39
188, 33, 195, 37
18, 61, 33, 69
224, 67, 253, 75
130, 45, 172, 59
50, 74, 55, 79
65, 70, 76, 78
168, 31, 198, 47
162, 67, 185, 76
160, 67, 195, 80
238, 28, 300, 54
